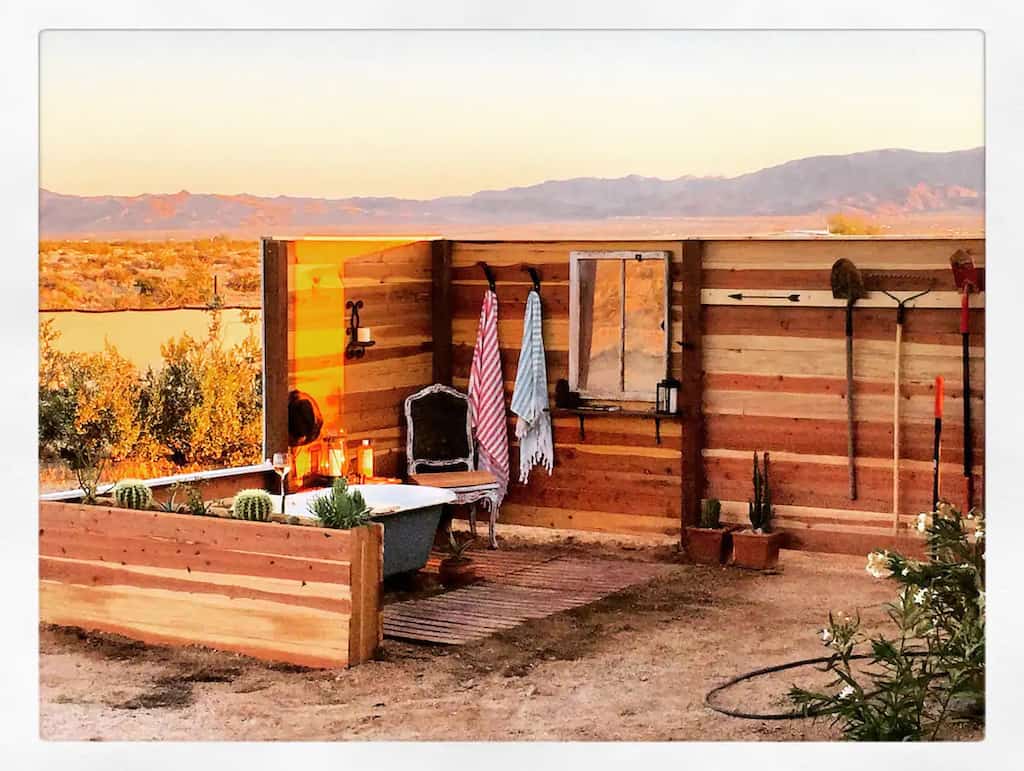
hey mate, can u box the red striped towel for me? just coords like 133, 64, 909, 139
468, 289, 510, 502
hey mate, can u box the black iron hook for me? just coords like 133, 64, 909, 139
523, 265, 541, 293
477, 261, 497, 293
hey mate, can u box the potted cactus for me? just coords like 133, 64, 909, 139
684, 498, 735, 565
438, 530, 478, 588
112, 479, 154, 510
731, 452, 784, 570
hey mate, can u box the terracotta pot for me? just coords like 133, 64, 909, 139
684, 526, 732, 565
438, 557, 478, 587
730, 530, 784, 570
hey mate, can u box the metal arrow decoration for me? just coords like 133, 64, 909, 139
727, 292, 801, 302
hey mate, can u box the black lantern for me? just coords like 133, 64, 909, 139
656, 377, 681, 415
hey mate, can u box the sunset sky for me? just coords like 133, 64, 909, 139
40, 30, 984, 199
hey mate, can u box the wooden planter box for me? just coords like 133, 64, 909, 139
730, 529, 784, 570
39, 501, 383, 669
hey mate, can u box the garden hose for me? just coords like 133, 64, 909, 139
704, 651, 929, 721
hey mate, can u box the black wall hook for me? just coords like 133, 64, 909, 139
477, 261, 497, 292
523, 266, 541, 293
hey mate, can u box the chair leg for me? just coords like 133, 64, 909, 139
468, 503, 478, 537
487, 494, 499, 550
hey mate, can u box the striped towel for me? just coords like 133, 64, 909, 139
511, 289, 553, 483
467, 288, 510, 502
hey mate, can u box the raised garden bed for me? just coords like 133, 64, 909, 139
39, 499, 383, 669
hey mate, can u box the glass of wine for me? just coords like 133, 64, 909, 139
272, 452, 291, 515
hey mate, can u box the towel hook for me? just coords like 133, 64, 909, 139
477, 261, 497, 293
523, 265, 541, 293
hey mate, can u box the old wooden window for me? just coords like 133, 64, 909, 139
569, 250, 671, 401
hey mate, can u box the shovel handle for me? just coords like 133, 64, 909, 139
845, 302, 857, 500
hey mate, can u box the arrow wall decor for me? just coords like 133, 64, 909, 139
727, 292, 801, 302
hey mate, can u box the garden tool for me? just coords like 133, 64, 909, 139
950, 249, 981, 512
932, 375, 944, 511
881, 287, 932, 532
831, 258, 867, 500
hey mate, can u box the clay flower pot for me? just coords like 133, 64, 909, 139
438, 557, 478, 588
684, 526, 735, 565
730, 529, 784, 570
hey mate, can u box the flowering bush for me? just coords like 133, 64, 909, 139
789, 503, 984, 740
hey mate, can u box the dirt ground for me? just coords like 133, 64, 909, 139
38, 527, 978, 742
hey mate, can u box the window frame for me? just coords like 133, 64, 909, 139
568, 250, 671, 402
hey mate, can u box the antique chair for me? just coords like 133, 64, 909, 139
404, 384, 502, 548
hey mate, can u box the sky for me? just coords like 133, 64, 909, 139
39, 30, 984, 199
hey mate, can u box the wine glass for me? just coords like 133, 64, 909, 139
272, 452, 291, 515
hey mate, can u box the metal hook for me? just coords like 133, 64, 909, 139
477, 261, 497, 293
523, 265, 541, 293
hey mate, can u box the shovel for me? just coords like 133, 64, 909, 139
950, 249, 981, 512
831, 259, 867, 500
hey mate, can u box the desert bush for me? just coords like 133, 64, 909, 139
789, 503, 984, 741
827, 212, 882, 235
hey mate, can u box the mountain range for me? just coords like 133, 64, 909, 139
39, 147, 983, 236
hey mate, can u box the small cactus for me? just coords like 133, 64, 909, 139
699, 498, 722, 529
113, 479, 153, 510
748, 452, 773, 533
233, 489, 273, 522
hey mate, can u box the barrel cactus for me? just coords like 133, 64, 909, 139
113, 479, 153, 510
233, 489, 273, 522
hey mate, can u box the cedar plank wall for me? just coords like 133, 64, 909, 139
449, 241, 689, 537
445, 238, 984, 555
283, 239, 434, 480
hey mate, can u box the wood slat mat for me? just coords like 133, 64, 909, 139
383, 556, 670, 645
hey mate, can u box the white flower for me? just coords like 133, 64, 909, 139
820, 628, 833, 644
975, 526, 984, 542
865, 551, 891, 579
916, 513, 930, 533
901, 567, 910, 576
838, 685, 855, 700
913, 588, 929, 605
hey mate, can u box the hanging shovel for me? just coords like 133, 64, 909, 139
881, 287, 931, 532
831, 259, 867, 500
950, 249, 981, 512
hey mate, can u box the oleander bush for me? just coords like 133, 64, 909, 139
789, 503, 985, 741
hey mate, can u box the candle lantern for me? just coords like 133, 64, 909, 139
656, 377, 681, 415
323, 432, 347, 478
357, 439, 375, 482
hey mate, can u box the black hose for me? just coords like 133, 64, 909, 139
705, 651, 929, 720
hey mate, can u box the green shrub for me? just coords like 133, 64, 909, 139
113, 479, 153, 510
309, 478, 370, 529
233, 489, 273, 522
789, 503, 985, 740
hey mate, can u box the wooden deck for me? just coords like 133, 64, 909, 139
382, 550, 672, 645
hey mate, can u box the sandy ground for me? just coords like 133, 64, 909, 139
38, 528, 980, 742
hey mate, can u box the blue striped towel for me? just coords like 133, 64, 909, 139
510, 289, 553, 482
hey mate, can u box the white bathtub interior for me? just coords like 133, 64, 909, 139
273, 483, 456, 519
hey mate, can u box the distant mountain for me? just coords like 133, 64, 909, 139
39, 147, 983, 236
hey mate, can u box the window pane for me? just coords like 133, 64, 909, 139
577, 259, 621, 394
623, 258, 665, 395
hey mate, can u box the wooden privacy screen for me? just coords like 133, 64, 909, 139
268, 235, 984, 555
39, 501, 383, 668
263, 238, 436, 479
443, 237, 984, 554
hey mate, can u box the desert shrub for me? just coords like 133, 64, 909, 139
39, 320, 143, 500
789, 503, 984, 741
827, 212, 882, 235
226, 273, 261, 293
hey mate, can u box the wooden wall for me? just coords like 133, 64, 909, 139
39, 501, 383, 668
273, 238, 435, 480
444, 237, 985, 554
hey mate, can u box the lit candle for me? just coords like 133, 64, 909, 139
357, 326, 372, 343
328, 447, 346, 477
358, 439, 374, 481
